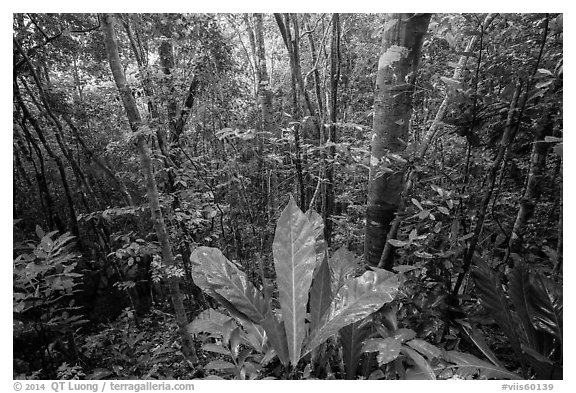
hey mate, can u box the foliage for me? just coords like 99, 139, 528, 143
190, 196, 400, 377
471, 259, 562, 379
13, 226, 86, 378
79, 308, 195, 379
188, 309, 271, 379
360, 307, 520, 380
12, 12, 562, 380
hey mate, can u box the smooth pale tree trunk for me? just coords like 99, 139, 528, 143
325, 13, 341, 245
242, 14, 258, 97
364, 13, 431, 267
377, 13, 497, 268
101, 14, 197, 362
254, 13, 277, 138
508, 113, 553, 253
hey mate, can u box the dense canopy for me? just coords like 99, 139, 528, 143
13, 13, 562, 380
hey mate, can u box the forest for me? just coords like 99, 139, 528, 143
12, 13, 563, 380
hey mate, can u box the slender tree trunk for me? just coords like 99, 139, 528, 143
253, 13, 279, 221
254, 13, 277, 139
508, 113, 553, 253
325, 13, 341, 245
101, 13, 197, 362
14, 79, 80, 238
158, 36, 180, 138
14, 118, 61, 231
20, 77, 99, 212
275, 13, 307, 208
364, 13, 431, 267
451, 81, 522, 298
418, 13, 497, 158
554, 166, 562, 275
242, 14, 258, 98
123, 15, 173, 188
61, 114, 134, 206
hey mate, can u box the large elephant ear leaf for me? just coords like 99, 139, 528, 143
259, 309, 290, 366
273, 195, 317, 365
527, 273, 563, 343
329, 247, 362, 293
305, 209, 326, 273
509, 262, 538, 347
339, 317, 374, 379
471, 259, 522, 359
190, 247, 268, 324
303, 269, 399, 356
521, 343, 562, 379
309, 254, 332, 333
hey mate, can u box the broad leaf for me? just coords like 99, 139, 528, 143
402, 346, 436, 380
259, 309, 290, 366
521, 344, 562, 379
393, 328, 416, 343
459, 323, 505, 368
527, 273, 563, 344
509, 262, 538, 348
272, 195, 317, 365
305, 209, 326, 273
303, 269, 398, 355
202, 343, 231, 356
205, 360, 236, 371
445, 351, 521, 380
339, 318, 373, 379
329, 247, 362, 293
187, 309, 233, 337
309, 254, 333, 332
191, 247, 268, 324
363, 337, 402, 365
237, 318, 267, 353
405, 338, 443, 360
229, 328, 243, 358
472, 260, 522, 358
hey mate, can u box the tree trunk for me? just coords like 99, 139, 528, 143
101, 13, 197, 362
254, 13, 277, 139
377, 14, 498, 269
14, 79, 80, 239
20, 76, 100, 212
325, 13, 341, 245
418, 13, 497, 159
275, 13, 307, 208
554, 166, 562, 276
451, 81, 522, 297
123, 15, 173, 190
364, 13, 431, 267
14, 116, 62, 231
508, 113, 553, 253
61, 114, 134, 206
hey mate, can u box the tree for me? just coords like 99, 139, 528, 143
364, 14, 431, 267
254, 13, 277, 139
100, 13, 197, 362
